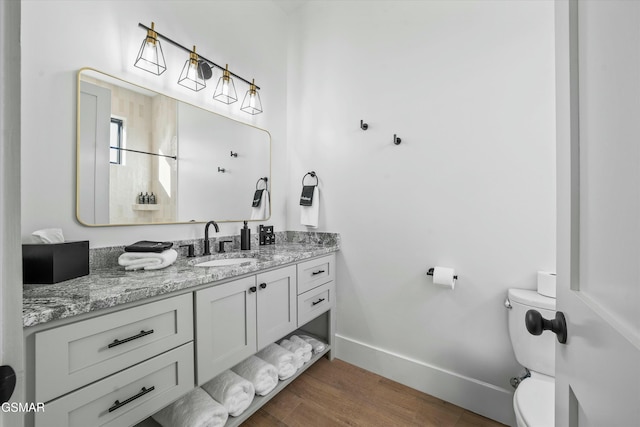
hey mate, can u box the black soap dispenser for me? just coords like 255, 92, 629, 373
241, 221, 251, 250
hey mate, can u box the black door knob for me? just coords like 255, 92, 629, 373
0, 365, 16, 404
525, 310, 568, 344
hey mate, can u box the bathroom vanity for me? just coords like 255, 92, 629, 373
22, 236, 339, 427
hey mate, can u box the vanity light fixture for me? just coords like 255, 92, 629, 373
213, 64, 238, 104
177, 46, 206, 92
134, 22, 166, 75
134, 23, 263, 113
240, 79, 263, 115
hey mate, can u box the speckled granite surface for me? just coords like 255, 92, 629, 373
23, 232, 340, 328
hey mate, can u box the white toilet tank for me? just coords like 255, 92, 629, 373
507, 288, 556, 376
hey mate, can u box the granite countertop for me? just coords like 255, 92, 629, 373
23, 240, 339, 328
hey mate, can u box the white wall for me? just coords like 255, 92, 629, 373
286, 1, 556, 424
21, 0, 288, 247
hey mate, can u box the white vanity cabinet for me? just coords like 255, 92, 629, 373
195, 265, 297, 385
27, 250, 337, 427
30, 294, 194, 427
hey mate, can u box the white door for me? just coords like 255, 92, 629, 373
555, 1, 640, 426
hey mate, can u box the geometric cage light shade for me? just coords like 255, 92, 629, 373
240, 79, 263, 115
134, 22, 263, 114
177, 46, 206, 92
213, 64, 238, 104
134, 22, 166, 76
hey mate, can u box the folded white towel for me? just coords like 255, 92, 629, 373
256, 343, 297, 380
152, 387, 228, 427
298, 334, 327, 354
300, 186, 319, 228
279, 339, 305, 369
232, 355, 278, 396
31, 228, 65, 244
118, 249, 178, 271
289, 335, 313, 362
251, 189, 270, 220
202, 370, 255, 417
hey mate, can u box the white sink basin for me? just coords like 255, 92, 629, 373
195, 258, 259, 267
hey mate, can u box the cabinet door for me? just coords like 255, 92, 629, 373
256, 265, 297, 350
195, 276, 257, 385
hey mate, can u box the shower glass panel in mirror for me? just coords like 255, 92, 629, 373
76, 68, 271, 226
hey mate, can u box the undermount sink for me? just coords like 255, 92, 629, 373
195, 258, 259, 267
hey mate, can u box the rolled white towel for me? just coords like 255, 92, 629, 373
289, 335, 313, 362
202, 370, 255, 417
118, 249, 178, 271
256, 343, 297, 380
297, 334, 327, 354
152, 387, 228, 427
279, 339, 305, 369
231, 355, 278, 396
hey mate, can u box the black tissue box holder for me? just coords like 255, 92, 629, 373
22, 240, 89, 284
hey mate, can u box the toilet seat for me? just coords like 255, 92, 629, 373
513, 373, 555, 427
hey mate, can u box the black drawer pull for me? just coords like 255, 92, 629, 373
249, 286, 257, 293
259, 283, 267, 289
311, 269, 326, 276
108, 386, 155, 413
312, 298, 326, 306
108, 329, 154, 348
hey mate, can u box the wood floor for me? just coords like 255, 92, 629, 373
242, 358, 507, 427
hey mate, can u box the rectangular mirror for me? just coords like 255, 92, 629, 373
76, 68, 271, 226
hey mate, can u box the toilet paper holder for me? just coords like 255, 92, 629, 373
427, 268, 458, 280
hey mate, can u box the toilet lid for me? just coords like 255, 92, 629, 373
514, 376, 555, 427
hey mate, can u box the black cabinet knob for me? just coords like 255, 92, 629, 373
249, 286, 257, 293
259, 283, 267, 289
525, 310, 568, 344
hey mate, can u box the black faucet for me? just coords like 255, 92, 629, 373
203, 221, 219, 256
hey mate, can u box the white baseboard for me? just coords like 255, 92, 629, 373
335, 334, 516, 427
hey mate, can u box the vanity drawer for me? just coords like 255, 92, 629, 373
297, 254, 335, 294
36, 342, 194, 427
297, 281, 335, 326
35, 293, 193, 402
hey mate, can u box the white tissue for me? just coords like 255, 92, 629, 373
432, 266, 456, 289
31, 228, 64, 244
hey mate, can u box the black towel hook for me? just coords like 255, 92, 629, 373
394, 134, 402, 145
256, 177, 268, 190
360, 119, 369, 131
302, 171, 319, 187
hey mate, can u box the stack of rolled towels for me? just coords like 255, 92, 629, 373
151, 335, 327, 427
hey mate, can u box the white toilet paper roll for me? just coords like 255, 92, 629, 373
432, 266, 456, 289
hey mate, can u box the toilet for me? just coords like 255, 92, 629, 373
507, 288, 556, 427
